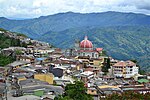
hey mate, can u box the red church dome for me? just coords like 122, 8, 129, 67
80, 36, 93, 48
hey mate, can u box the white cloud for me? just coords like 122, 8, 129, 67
0, 0, 150, 19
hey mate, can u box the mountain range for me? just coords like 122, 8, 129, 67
0, 11, 150, 71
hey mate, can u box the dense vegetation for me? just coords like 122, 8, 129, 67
0, 34, 21, 49
0, 12, 149, 71
0, 29, 27, 49
55, 81, 93, 100
0, 53, 15, 66
15, 32, 28, 38
104, 91, 150, 100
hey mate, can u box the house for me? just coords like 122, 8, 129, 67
121, 84, 150, 94
54, 78, 72, 86
49, 63, 67, 78
0, 83, 7, 100
34, 73, 54, 84
16, 55, 35, 63
19, 79, 64, 98
7, 61, 30, 72
110, 58, 119, 66
89, 58, 104, 67
133, 74, 147, 81
84, 65, 100, 75
112, 60, 139, 78
52, 67, 66, 78
87, 87, 99, 100
80, 71, 94, 83
1, 47, 27, 56
96, 85, 122, 96
0, 67, 7, 78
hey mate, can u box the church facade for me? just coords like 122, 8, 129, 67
75, 36, 103, 58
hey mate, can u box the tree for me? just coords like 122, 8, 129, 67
130, 59, 137, 63
101, 57, 110, 73
0, 33, 27, 49
139, 66, 146, 75
16, 39, 21, 46
15, 49, 22, 55
100, 50, 107, 56
106, 57, 110, 70
55, 81, 93, 100
21, 42, 27, 48
16, 33, 27, 38
28, 41, 33, 45
0, 53, 15, 66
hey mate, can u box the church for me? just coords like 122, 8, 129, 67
74, 36, 103, 58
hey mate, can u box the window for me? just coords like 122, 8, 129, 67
91, 90, 94, 92
95, 54, 98, 58
83, 53, 85, 56
92, 53, 94, 57
78, 53, 80, 55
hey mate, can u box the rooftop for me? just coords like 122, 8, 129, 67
113, 60, 136, 67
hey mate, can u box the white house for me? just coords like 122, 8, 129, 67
112, 60, 138, 78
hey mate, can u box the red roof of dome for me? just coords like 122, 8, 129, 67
80, 36, 93, 48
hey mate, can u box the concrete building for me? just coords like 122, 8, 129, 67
34, 73, 54, 84
112, 60, 139, 78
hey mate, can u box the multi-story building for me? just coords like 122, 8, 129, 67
112, 60, 138, 78
75, 36, 103, 58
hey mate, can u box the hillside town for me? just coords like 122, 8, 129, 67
0, 30, 150, 100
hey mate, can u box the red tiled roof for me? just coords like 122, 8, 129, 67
96, 48, 103, 52
80, 36, 93, 48
113, 60, 136, 67
113, 61, 126, 67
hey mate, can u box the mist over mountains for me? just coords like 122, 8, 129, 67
0, 11, 150, 70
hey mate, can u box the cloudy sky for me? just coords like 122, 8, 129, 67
0, 0, 150, 19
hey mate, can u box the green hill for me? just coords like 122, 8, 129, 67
39, 26, 150, 71
0, 11, 150, 38
0, 12, 150, 71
